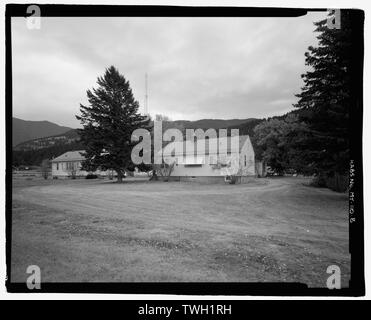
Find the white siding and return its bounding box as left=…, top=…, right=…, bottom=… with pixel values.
left=239, top=136, right=255, bottom=176
left=51, top=160, right=108, bottom=177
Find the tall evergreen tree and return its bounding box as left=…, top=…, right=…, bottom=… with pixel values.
left=294, top=10, right=352, bottom=183
left=76, top=66, right=150, bottom=182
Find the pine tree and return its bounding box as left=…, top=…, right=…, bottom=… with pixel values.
left=294, top=10, right=352, bottom=186
left=76, top=66, right=150, bottom=182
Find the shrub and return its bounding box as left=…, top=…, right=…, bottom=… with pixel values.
left=40, top=159, right=50, bottom=180
left=310, top=173, right=348, bottom=192
left=310, top=174, right=327, bottom=188
left=86, top=174, right=98, bottom=179
left=326, top=173, right=348, bottom=192
left=225, top=175, right=238, bottom=184
left=229, top=176, right=238, bottom=184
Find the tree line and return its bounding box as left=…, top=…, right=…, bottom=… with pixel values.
left=13, top=141, right=84, bottom=167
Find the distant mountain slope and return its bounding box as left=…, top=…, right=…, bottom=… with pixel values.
left=12, top=117, right=73, bottom=147
left=14, top=118, right=256, bottom=151
left=171, top=118, right=253, bottom=130
left=226, top=118, right=264, bottom=137
left=14, top=129, right=79, bottom=151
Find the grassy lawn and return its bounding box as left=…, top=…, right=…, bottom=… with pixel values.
left=10, top=175, right=350, bottom=287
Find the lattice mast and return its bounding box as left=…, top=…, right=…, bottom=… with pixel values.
left=144, top=73, right=148, bottom=116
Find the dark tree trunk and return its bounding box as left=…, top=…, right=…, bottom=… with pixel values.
left=116, top=170, right=123, bottom=183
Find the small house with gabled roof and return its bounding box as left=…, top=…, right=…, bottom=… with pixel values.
left=160, top=135, right=255, bottom=183
left=51, top=150, right=107, bottom=178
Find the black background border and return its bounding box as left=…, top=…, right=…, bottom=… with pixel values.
left=5, top=4, right=365, bottom=296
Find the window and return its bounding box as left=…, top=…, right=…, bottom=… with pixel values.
left=244, top=155, right=247, bottom=167
left=56, top=163, right=59, bottom=170
left=66, top=162, right=76, bottom=170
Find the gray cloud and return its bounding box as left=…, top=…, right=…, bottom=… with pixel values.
left=12, top=13, right=327, bottom=127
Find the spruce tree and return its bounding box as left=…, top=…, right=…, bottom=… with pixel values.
left=76, top=66, right=150, bottom=182
left=294, top=10, right=352, bottom=185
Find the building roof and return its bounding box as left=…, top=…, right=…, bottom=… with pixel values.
left=162, top=135, right=251, bottom=156
left=51, top=150, right=85, bottom=162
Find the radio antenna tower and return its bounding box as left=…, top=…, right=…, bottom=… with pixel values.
left=144, top=73, right=148, bottom=116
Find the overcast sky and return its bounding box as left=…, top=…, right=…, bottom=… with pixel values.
left=12, top=13, right=327, bottom=128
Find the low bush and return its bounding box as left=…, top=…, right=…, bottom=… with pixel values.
left=86, top=174, right=98, bottom=179
left=326, top=173, right=348, bottom=192
left=310, top=173, right=348, bottom=192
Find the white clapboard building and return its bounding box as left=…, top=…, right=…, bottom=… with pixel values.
left=51, top=150, right=108, bottom=178
left=160, top=135, right=255, bottom=183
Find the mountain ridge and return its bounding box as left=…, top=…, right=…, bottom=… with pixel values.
left=12, top=117, right=73, bottom=147
left=13, top=117, right=259, bottom=150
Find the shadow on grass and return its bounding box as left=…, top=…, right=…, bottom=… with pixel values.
left=102, top=178, right=151, bottom=185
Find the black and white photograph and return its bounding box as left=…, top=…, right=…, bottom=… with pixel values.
left=4, top=3, right=365, bottom=298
